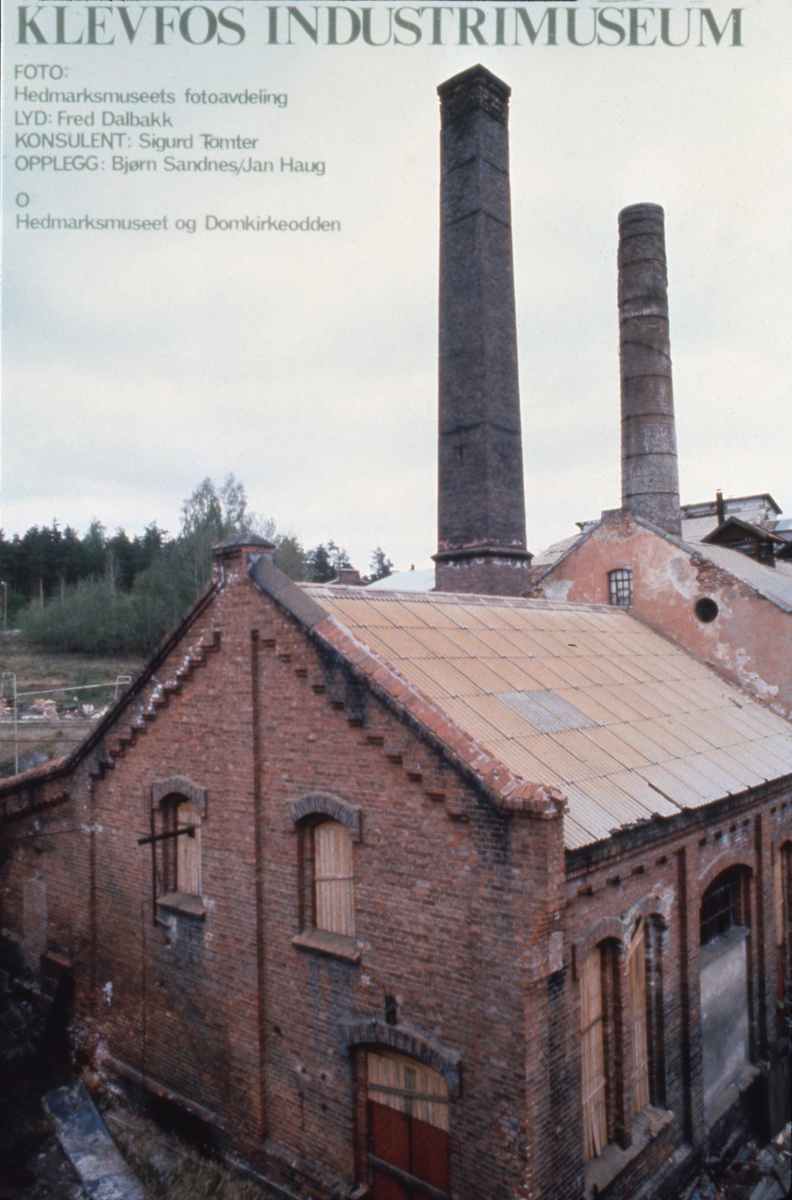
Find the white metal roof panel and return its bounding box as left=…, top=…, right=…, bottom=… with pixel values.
left=602, top=771, right=681, bottom=818
left=640, top=764, right=705, bottom=809
left=632, top=717, right=701, bottom=759
left=578, top=726, right=653, bottom=771
left=648, top=716, right=714, bottom=753
left=660, top=756, right=726, bottom=802
left=573, top=776, right=656, bottom=824
left=560, top=784, right=624, bottom=842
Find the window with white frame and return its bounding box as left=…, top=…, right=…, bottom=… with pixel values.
left=608, top=567, right=634, bottom=607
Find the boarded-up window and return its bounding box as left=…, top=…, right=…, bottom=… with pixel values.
left=580, top=948, right=607, bottom=1162
left=775, top=843, right=791, bottom=1028
left=627, top=919, right=650, bottom=1114
left=176, top=801, right=201, bottom=895
left=23, top=878, right=47, bottom=976
left=774, top=846, right=786, bottom=950
left=367, top=1051, right=449, bottom=1199
left=314, top=820, right=354, bottom=937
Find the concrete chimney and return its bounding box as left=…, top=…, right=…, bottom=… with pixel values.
left=618, top=203, right=682, bottom=537
left=433, top=65, right=531, bottom=595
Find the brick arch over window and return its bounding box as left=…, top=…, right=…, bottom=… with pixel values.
left=574, top=892, right=672, bottom=979
left=288, top=793, right=362, bottom=842
left=575, top=918, right=625, bottom=979
left=151, top=775, right=208, bottom=818
left=340, top=1019, right=462, bottom=1098
left=699, top=849, right=755, bottom=895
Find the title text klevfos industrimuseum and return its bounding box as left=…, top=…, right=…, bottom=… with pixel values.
left=14, top=4, right=744, bottom=49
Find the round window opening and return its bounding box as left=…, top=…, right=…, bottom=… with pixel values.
left=695, top=597, right=719, bottom=623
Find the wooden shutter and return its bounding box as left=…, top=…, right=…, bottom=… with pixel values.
left=176, top=801, right=201, bottom=895
left=775, top=845, right=790, bottom=1021
left=627, top=920, right=650, bottom=1114
left=367, top=1051, right=449, bottom=1132
left=580, top=948, right=607, bottom=1162
left=774, top=847, right=785, bottom=949
left=315, top=821, right=354, bottom=937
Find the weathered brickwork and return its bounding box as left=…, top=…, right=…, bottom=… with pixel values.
left=435, top=65, right=531, bottom=596
left=564, top=783, right=792, bottom=1199
left=537, top=508, right=792, bottom=721
left=1, top=542, right=791, bottom=1200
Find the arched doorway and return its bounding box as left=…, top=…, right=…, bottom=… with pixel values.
left=366, top=1049, right=450, bottom=1200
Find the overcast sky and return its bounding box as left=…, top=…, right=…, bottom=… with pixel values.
left=2, top=1, right=790, bottom=574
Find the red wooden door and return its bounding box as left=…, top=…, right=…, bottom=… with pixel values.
left=369, top=1100, right=449, bottom=1199
left=370, top=1101, right=410, bottom=1200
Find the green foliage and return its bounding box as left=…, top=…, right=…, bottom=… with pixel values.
left=271, top=534, right=308, bottom=581
left=366, top=546, right=394, bottom=583
left=305, top=541, right=352, bottom=582
left=177, top=473, right=252, bottom=598
left=6, top=475, right=393, bottom=655
left=19, top=580, right=156, bottom=656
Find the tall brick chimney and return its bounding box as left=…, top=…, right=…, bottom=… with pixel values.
left=433, top=65, right=532, bottom=595
left=618, top=203, right=682, bottom=537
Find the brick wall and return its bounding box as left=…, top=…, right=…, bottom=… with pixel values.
left=537, top=509, right=792, bottom=720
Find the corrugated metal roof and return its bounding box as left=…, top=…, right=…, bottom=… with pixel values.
left=682, top=540, right=792, bottom=614
left=302, top=586, right=792, bottom=849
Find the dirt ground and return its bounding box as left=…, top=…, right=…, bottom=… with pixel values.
left=0, top=967, right=284, bottom=1200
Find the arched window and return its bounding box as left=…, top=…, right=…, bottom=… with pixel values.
left=580, top=945, right=609, bottom=1161
left=700, top=866, right=745, bottom=945
left=580, top=920, right=659, bottom=1163
left=313, top=819, right=354, bottom=937
left=627, top=918, right=650, bottom=1115
left=159, top=798, right=201, bottom=899
left=366, top=1050, right=449, bottom=1200
left=290, top=796, right=362, bottom=961
left=144, top=777, right=207, bottom=920
left=699, top=866, right=752, bottom=1110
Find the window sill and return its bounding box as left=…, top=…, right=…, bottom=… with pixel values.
left=292, top=928, right=360, bottom=963
left=158, top=891, right=206, bottom=920
left=584, top=1106, right=674, bottom=1199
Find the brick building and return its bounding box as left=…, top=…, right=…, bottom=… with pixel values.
left=1, top=540, right=791, bottom=1200
left=1, top=65, right=791, bottom=1200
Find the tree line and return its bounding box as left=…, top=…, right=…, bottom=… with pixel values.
left=0, top=475, right=392, bottom=656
